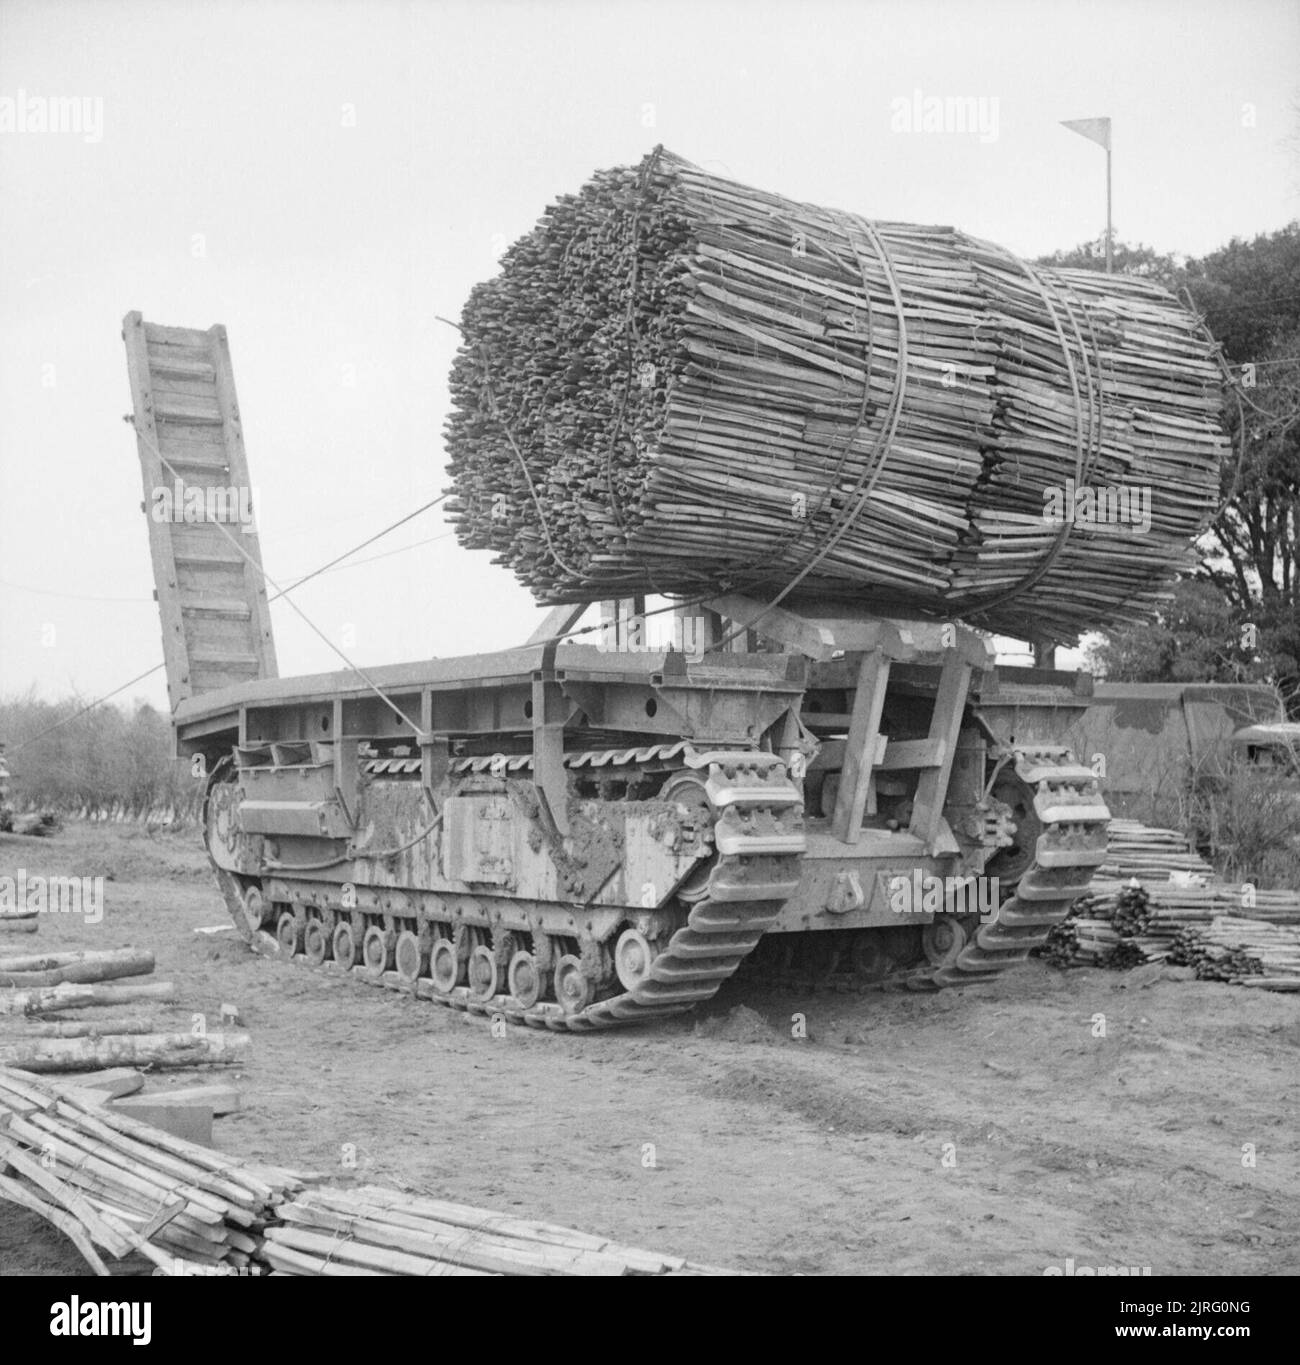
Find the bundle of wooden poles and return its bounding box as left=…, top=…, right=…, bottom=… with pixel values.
left=262, top=1185, right=727, bottom=1276
left=445, top=148, right=1229, bottom=642
left=1177, top=918, right=1300, bottom=990
left=0, top=948, right=248, bottom=1072
left=1099, top=819, right=1217, bottom=881
left=0, top=1068, right=729, bottom=1276
left=1044, top=820, right=1300, bottom=988
left=0, top=1068, right=297, bottom=1275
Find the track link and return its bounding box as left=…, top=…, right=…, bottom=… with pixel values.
left=926, top=747, right=1110, bottom=986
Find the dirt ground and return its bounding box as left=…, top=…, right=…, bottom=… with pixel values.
left=1, top=820, right=1297, bottom=1277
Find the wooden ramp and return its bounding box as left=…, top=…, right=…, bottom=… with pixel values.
left=123, top=312, right=277, bottom=708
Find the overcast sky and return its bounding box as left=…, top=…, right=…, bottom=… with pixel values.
left=2, top=0, right=1297, bottom=710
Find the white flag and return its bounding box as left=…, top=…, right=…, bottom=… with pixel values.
left=1061, top=117, right=1111, bottom=150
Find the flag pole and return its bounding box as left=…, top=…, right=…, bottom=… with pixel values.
left=1105, top=141, right=1113, bottom=274
left=1061, top=117, right=1113, bottom=271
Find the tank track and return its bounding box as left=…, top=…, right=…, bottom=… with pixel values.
left=208, top=748, right=805, bottom=1033
left=736, top=747, right=1111, bottom=993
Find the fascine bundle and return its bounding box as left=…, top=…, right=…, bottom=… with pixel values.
left=445, top=149, right=1229, bottom=642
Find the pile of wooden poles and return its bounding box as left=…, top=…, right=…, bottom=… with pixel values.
left=0, top=1069, right=730, bottom=1276
left=1044, top=820, right=1300, bottom=989
left=445, top=148, right=1228, bottom=642
left=1099, top=819, right=1217, bottom=881
left=0, top=948, right=248, bottom=1073
left=1041, top=916, right=1121, bottom=968
left=1170, top=918, right=1300, bottom=989
left=0, top=1068, right=298, bottom=1275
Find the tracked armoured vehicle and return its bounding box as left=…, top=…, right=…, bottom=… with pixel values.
left=123, top=312, right=1119, bottom=1030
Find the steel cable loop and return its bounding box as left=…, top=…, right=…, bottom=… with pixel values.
left=742, top=205, right=881, bottom=575
left=964, top=249, right=1102, bottom=628
left=647, top=175, right=893, bottom=599
left=713, top=211, right=912, bottom=647
left=785, top=214, right=910, bottom=576
left=265, top=810, right=445, bottom=872
left=1054, top=275, right=1106, bottom=492
left=654, top=170, right=825, bottom=596
left=1052, top=272, right=1202, bottom=634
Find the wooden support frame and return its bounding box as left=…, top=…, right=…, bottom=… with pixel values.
left=830, top=649, right=892, bottom=843
left=908, top=652, right=974, bottom=850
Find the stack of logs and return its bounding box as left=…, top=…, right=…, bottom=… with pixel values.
left=1044, top=821, right=1300, bottom=989
left=0, top=903, right=40, bottom=937
left=0, top=1069, right=730, bottom=1276
left=0, top=949, right=248, bottom=1072
left=445, top=149, right=1229, bottom=643
left=1170, top=918, right=1300, bottom=989
left=0, top=1068, right=295, bottom=1275
left=1099, top=819, right=1218, bottom=882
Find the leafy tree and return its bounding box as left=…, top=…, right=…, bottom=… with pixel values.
left=1084, top=578, right=1270, bottom=683
left=1036, top=238, right=1184, bottom=289
left=0, top=693, right=202, bottom=820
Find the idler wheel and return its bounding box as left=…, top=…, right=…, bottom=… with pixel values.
left=507, top=950, right=544, bottom=1008
left=276, top=911, right=301, bottom=956
left=242, top=885, right=270, bottom=933
left=430, top=938, right=461, bottom=992
left=303, top=918, right=331, bottom=966
left=614, top=927, right=655, bottom=990
left=332, top=921, right=360, bottom=970
left=467, top=945, right=499, bottom=1002
left=553, top=954, right=595, bottom=1015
